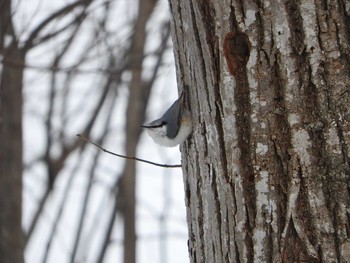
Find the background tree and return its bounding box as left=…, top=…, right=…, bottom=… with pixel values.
left=168, top=0, right=350, bottom=262
left=1, top=0, right=188, bottom=262
left=0, top=0, right=25, bottom=261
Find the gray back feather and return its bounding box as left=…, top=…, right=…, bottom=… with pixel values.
left=161, top=98, right=182, bottom=139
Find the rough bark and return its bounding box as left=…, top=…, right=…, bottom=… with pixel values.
left=168, top=0, right=350, bottom=262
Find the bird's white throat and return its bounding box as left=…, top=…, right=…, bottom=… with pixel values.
left=146, top=121, right=192, bottom=147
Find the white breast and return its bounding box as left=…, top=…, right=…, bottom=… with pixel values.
left=146, top=118, right=192, bottom=147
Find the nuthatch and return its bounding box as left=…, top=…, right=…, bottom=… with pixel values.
left=142, top=92, right=192, bottom=147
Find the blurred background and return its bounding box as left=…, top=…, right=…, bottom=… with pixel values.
left=5, top=0, right=188, bottom=262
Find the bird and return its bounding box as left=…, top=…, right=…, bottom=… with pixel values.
left=142, top=92, right=192, bottom=147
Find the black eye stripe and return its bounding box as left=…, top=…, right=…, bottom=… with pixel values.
left=152, top=121, right=166, bottom=129
left=142, top=121, right=167, bottom=129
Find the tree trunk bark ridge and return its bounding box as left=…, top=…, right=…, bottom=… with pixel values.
left=168, top=0, right=350, bottom=262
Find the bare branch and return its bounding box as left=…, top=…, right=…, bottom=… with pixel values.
left=41, top=147, right=86, bottom=263
left=76, top=134, right=182, bottom=168
left=24, top=19, right=88, bottom=246
left=70, top=72, right=117, bottom=261
left=143, top=21, right=171, bottom=90
left=24, top=139, right=82, bottom=245
left=95, top=177, right=122, bottom=263
left=31, top=15, right=82, bottom=48
left=0, top=57, right=117, bottom=75
left=22, top=0, right=93, bottom=52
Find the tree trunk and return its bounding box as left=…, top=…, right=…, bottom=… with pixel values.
left=120, top=1, right=157, bottom=262
left=168, top=0, right=350, bottom=262
left=0, top=1, right=24, bottom=262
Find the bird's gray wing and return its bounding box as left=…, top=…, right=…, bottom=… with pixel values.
left=161, top=98, right=182, bottom=139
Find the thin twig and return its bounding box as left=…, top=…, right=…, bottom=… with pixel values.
left=76, top=134, right=182, bottom=168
